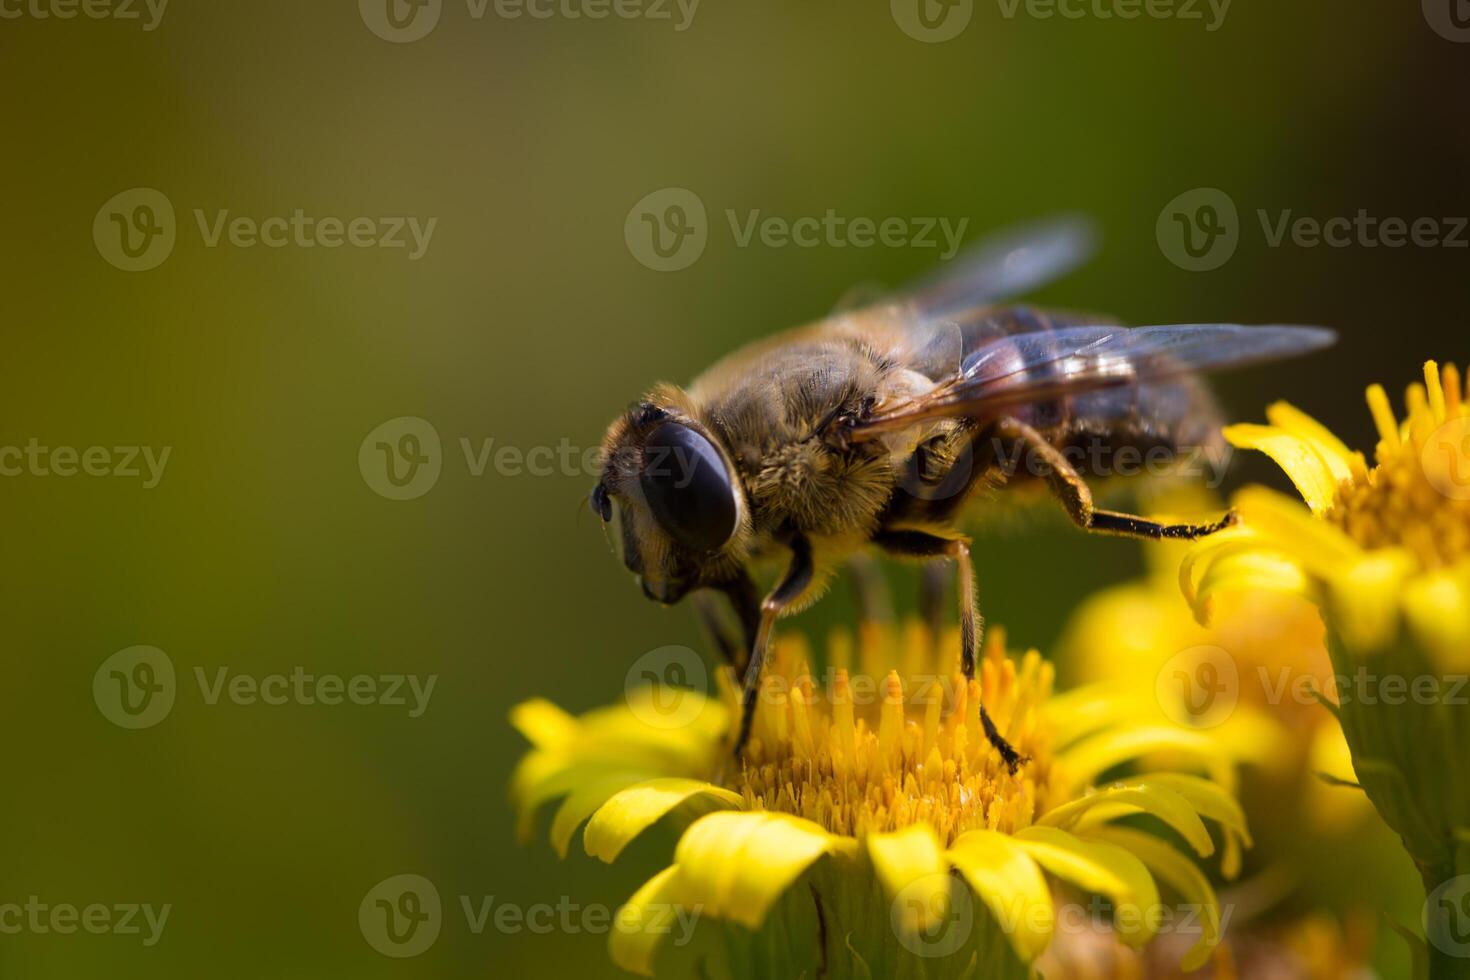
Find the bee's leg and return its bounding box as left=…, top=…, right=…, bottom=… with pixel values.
left=872, top=529, right=1026, bottom=773
left=991, top=417, right=1237, bottom=540
left=733, top=536, right=814, bottom=761
left=847, top=553, right=894, bottom=626
left=693, top=592, right=744, bottom=675
left=918, top=562, right=949, bottom=646
left=699, top=573, right=760, bottom=680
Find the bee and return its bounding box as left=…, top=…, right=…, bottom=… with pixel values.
left=590, top=216, right=1334, bottom=768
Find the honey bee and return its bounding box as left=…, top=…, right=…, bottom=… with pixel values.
left=590, top=217, right=1333, bottom=767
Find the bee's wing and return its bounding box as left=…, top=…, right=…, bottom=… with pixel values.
left=832, top=214, right=1096, bottom=317
left=903, top=214, right=1097, bottom=316
left=843, top=323, right=1336, bottom=442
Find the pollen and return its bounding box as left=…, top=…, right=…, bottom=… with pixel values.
left=724, top=621, right=1054, bottom=846
left=1327, top=360, right=1470, bottom=566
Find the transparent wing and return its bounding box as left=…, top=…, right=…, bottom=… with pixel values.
left=842, top=323, right=1336, bottom=442
left=831, top=214, right=1096, bottom=318
left=903, top=213, right=1097, bottom=317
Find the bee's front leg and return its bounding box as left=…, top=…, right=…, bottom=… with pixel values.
left=695, top=573, right=760, bottom=679
left=846, top=553, right=894, bottom=626
left=732, top=536, right=813, bottom=762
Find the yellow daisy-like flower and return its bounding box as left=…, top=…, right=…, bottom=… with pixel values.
left=1058, top=522, right=1410, bottom=974
left=511, top=623, right=1250, bottom=979
left=1183, top=360, right=1470, bottom=664
left=1063, top=527, right=1371, bottom=828
left=1181, top=359, right=1470, bottom=969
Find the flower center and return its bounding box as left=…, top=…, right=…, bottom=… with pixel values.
left=726, top=622, right=1054, bottom=846
left=1328, top=361, right=1470, bottom=567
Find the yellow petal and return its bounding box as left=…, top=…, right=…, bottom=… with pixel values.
left=1223, top=423, right=1341, bottom=514
left=1194, top=551, right=1311, bottom=616
left=1178, top=524, right=1270, bottom=623
left=867, top=824, right=951, bottom=937
left=584, top=779, right=743, bottom=864
left=509, top=698, right=579, bottom=748
left=1126, top=773, right=1252, bottom=848
left=1013, top=826, right=1161, bottom=947
left=1402, top=567, right=1470, bottom=670
left=1328, top=551, right=1417, bottom=653
left=1090, top=827, right=1222, bottom=972
left=1264, top=401, right=1355, bottom=477
left=1054, top=726, right=1232, bottom=800
left=1039, top=781, right=1214, bottom=858
left=609, top=865, right=686, bottom=977
left=1232, top=486, right=1360, bottom=577
left=549, top=773, right=649, bottom=858
left=948, top=829, right=1054, bottom=963
left=511, top=757, right=654, bottom=841
left=1045, top=683, right=1155, bottom=751
left=673, top=811, right=833, bottom=929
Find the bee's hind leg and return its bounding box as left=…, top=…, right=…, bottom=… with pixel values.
left=991, top=416, right=1237, bottom=541
left=873, top=529, right=1027, bottom=773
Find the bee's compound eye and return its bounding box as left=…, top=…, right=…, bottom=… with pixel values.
left=639, top=423, right=738, bottom=553
left=589, top=483, right=612, bottom=522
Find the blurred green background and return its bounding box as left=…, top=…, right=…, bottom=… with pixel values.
left=2, top=1, right=1467, bottom=976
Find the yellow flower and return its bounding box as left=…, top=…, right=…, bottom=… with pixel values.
left=1062, top=525, right=1371, bottom=825
left=511, top=622, right=1250, bottom=978
left=1183, top=361, right=1470, bottom=664
left=1181, top=360, right=1470, bottom=968
left=1058, top=519, right=1422, bottom=975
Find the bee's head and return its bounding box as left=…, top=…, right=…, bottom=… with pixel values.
left=590, top=391, right=747, bottom=605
